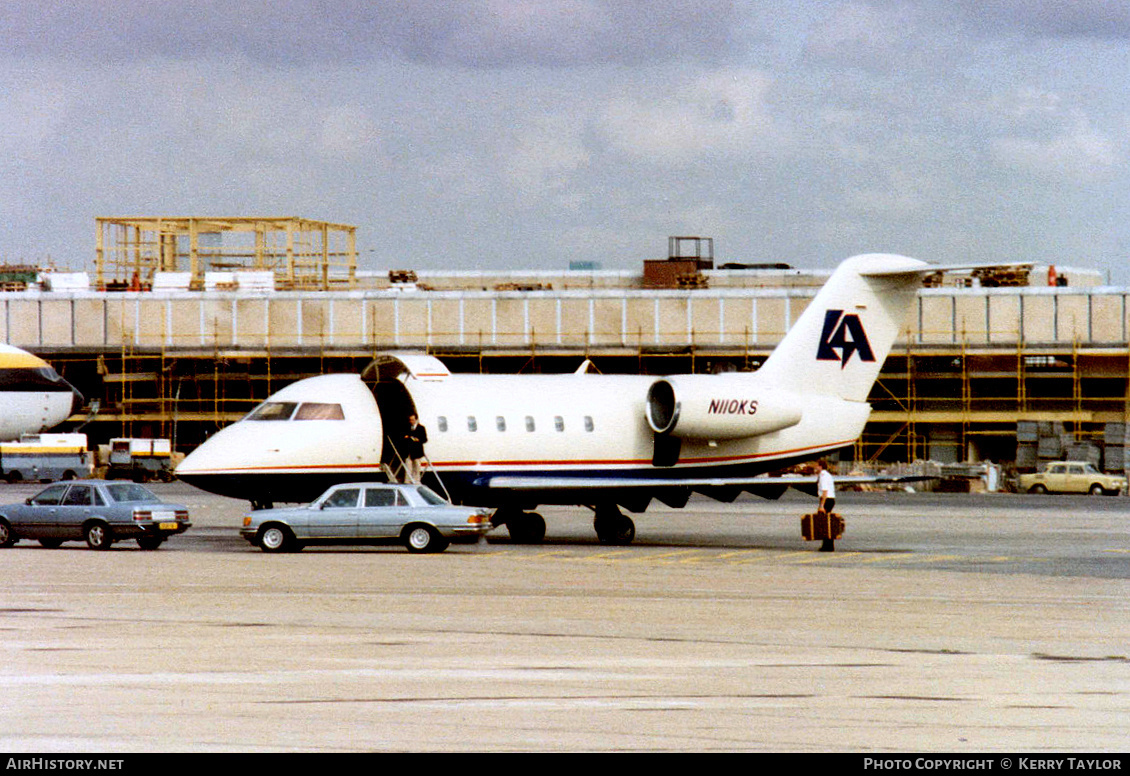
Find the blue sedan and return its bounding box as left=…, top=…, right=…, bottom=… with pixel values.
left=241, top=482, right=493, bottom=553
left=0, top=480, right=191, bottom=550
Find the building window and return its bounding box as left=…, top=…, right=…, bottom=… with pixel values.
left=584, top=416, right=594, bottom=432
left=496, top=416, right=506, bottom=432
left=555, top=416, right=565, bottom=432
left=525, top=416, right=535, bottom=432
left=467, top=416, right=477, bottom=432
left=437, top=416, right=448, bottom=433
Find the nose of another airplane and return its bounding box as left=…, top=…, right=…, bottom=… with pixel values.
left=67, top=379, right=84, bottom=417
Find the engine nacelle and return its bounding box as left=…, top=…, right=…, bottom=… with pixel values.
left=646, top=375, right=804, bottom=440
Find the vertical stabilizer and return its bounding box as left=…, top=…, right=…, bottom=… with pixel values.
left=756, top=254, right=927, bottom=402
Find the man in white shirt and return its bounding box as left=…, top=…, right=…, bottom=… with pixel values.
left=817, top=459, right=836, bottom=514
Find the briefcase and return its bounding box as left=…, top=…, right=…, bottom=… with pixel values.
left=801, top=511, right=844, bottom=541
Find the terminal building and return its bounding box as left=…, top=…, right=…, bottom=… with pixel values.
left=2, top=219, right=1127, bottom=474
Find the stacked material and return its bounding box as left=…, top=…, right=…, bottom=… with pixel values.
left=1104, top=423, right=1130, bottom=472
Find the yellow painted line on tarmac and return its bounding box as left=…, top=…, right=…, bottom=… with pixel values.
left=623, top=550, right=703, bottom=563
left=716, top=549, right=765, bottom=561
left=514, top=547, right=1065, bottom=570
left=860, top=553, right=959, bottom=565
left=675, top=553, right=716, bottom=564
left=733, top=550, right=813, bottom=564
left=579, top=550, right=636, bottom=561
left=794, top=551, right=863, bottom=564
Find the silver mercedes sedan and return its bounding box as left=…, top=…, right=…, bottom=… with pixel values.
left=240, top=482, right=493, bottom=554
left=0, top=480, right=191, bottom=550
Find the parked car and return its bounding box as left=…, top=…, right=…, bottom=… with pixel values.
left=1017, top=461, right=1127, bottom=495
left=0, top=480, right=191, bottom=550
left=240, top=482, right=493, bottom=553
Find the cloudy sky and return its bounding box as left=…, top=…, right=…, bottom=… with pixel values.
left=2, top=1, right=1129, bottom=281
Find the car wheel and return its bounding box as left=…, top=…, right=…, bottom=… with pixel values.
left=0, top=519, right=14, bottom=548
left=137, top=536, right=164, bottom=550
left=39, top=539, right=64, bottom=549
left=258, top=524, right=298, bottom=553
left=404, top=524, right=448, bottom=554
left=1028, top=484, right=1047, bottom=494
left=61, top=470, right=77, bottom=481
left=1089, top=484, right=1105, bottom=496
left=84, top=522, right=113, bottom=550
left=6, top=471, right=22, bottom=484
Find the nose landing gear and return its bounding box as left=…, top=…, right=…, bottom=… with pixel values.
left=492, top=508, right=547, bottom=544
left=593, top=504, right=635, bottom=545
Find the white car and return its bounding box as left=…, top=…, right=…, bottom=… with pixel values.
left=1018, top=461, right=1127, bottom=495
left=240, top=482, right=493, bottom=553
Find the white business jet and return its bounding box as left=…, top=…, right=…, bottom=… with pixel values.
left=0, top=343, right=84, bottom=441
left=176, top=253, right=933, bottom=543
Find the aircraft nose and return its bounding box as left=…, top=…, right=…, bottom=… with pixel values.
left=68, top=381, right=84, bottom=416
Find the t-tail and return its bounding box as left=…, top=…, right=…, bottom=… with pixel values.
left=754, top=254, right=928, bottom=403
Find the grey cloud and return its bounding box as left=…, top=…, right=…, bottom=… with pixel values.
left=954, top=0, right=1130, bottom=40
left=0, top=0, right=743, bottom=67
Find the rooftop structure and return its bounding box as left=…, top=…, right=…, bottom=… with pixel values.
left=94, top=217, right=357, bottom=291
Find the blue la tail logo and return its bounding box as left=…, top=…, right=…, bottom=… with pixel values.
left=817, top=310, right=875, bottom=368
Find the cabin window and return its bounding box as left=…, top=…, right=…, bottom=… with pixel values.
left=525, top=416, right=535, bottom=432
left=437, top=416, right=448, bottom=433
left=245, top=401, right=297, bottom=421
left=467, top=416, right=478, bottom=432
left=584, top=416, right=594, bottom=432
left=496, top=416, right=506, bottom=432
left=294, top=403, right=345, bottom=420
left=555, top=416, right=565, bottom=432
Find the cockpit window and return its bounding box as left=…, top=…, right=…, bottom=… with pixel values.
left=245, top=402, right=297, bottom=421
left=294, top=403, right=345, bottom=420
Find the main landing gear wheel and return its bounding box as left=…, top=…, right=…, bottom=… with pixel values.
left=494, top=508, right=547, bottom=544
left=593, top=505, right=635, bottom=546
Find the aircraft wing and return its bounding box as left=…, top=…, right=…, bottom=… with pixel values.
left=481, top=473, right=932, bottom=500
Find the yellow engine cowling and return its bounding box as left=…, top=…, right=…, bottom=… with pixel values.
left=645, top=375, right=804, bottom=440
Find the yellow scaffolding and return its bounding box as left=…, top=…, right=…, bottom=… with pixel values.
left=94, top=216, right=357, bottom=290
